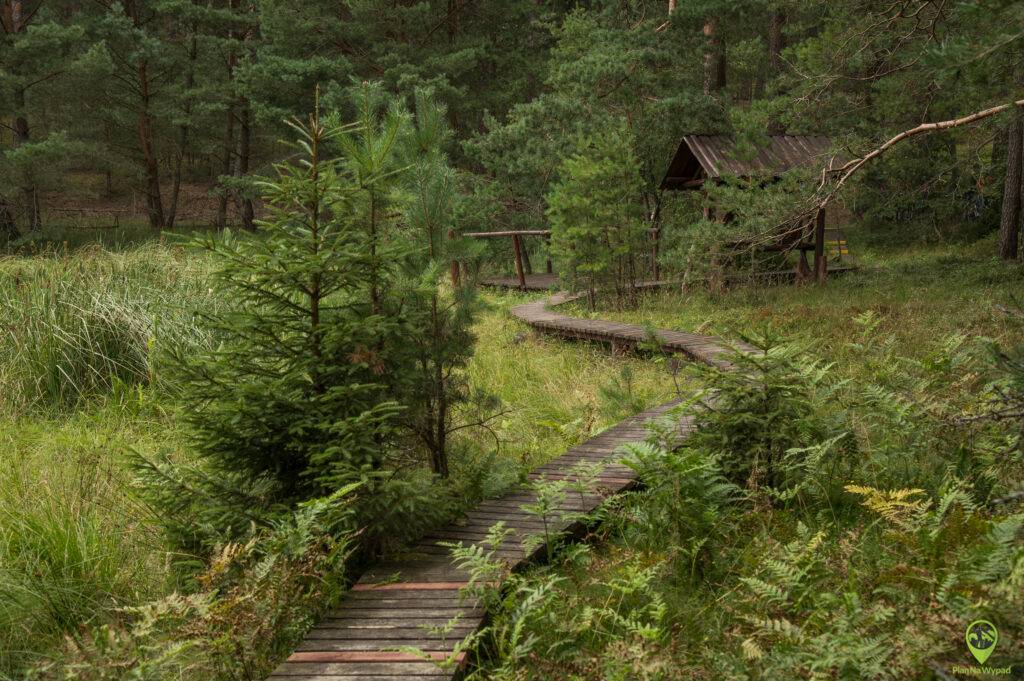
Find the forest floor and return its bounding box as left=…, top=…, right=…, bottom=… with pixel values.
left=469, top=229, right=1024, bottom=679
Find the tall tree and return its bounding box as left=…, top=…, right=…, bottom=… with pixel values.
left=1, top=0, right=83, bottom=231
left=702, top=17, right=726, bottom=95
left=999, top=115, right=1022, bottom=260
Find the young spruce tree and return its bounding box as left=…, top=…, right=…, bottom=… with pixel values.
left=397, top=89, right=481, bottom=478
left=173, top=105, right=401, bottom=503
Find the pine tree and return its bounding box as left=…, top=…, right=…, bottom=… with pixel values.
left=397, top=89, right=480, bottom=478
left=546, top=124, right=647, bottom=308
left=0, top=0, right=86, bottom=232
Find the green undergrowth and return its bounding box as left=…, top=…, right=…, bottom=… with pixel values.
left=458, top=328, right=1024, bottom=679
left=0, top=240, right=679, bottom=677
left=567, top=236, right=1024, bottom=388
left=454, top=237, right=1024, bottom=679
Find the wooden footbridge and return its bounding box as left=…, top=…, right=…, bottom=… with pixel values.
left=269, top=289, right=746, bottom=680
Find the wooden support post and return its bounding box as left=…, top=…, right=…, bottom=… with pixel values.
left=709, top=242, right=723, bottom=295
left=796, top=249, right=810, bottom=282
left=512, top=233, right=527, bottom=289
left=545, top=236, right=553, bottom=274
left=651, top=227, right=661, bottom=281
left=813, top=208, right=827, bottom=284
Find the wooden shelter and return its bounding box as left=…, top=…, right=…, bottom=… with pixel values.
left=661, top=134, right=842, bottom=283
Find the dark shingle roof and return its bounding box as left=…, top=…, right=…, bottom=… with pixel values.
left=661, top=135, right=841, bottom=190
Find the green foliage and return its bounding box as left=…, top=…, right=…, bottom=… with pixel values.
left=685, top=333, right=843, bottom=502
left=618, top=410, right=739, bottom=582
left=28, top=486, right=359, bottom=681
left=170, top=112, right=401, bottom=504
left=547, top=125, right=648, bottom=306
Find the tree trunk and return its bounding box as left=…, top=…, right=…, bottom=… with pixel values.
left=768, top=10, right=785, bottom=73
left=237, top=102, right=255, bottom=231
left=703, top=18, right=726, bottom=95
left=216, top=102, right=235, bottom=228
left=0, top=198, right=19, bottom=242
left=10, top=4, right=40, bottom=232
left=123, top=0, right=165, bottom=230
left=12, top=90, right=39, bottom=230
left=217, top=6, right=238, bottom=229
left=137, top=61, right=165, bottom=230
left=167, top=28, right=198, bottom=230
left=430, top=296, right=449, bottom=479
left=999, top=116, right=1023, bottom=260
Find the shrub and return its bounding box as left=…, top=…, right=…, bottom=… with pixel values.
left=684, top=332, right=847, bottom=505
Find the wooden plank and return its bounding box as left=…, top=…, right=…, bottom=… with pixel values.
left=322, top=609, right=482, bottom=620
left=352, top=582, right=467, bottom=592
left=295, top=638, right=461, bottom=652
left=287, top=652, right=462, bottom=663
left=271, top=662, right=449, bottom=676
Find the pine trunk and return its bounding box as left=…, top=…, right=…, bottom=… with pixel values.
left=137, top=61, right=166, bottom=230
left=10, top=0, right=40, bottom=231
left=123, top=0, right=165, bottom=230
left=768, top=11, right=785, bottom=73
left=999, top=116, right=1023, bottom=260
left=168, top=29, right=198, bottom=230
left=238, top=102, right=255, bottom=231
left=703, top=18, right=726, bottom=95
left=0, top=198, right=18, bottom=241
left=13, top=90, right=39, bottom=230
left=217, top=7, right=238, bottom=229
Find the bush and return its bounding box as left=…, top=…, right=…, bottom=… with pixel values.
left=684, top=332, right=848, bottom=505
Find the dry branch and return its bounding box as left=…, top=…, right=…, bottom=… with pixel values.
left=747, top=98, right=1024, bottom=252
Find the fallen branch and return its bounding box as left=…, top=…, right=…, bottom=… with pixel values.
left=820, top=97, right=1024, bottom=203
left=745, top=97, right=1024, bottom=252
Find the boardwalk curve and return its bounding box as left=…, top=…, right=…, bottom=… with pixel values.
left=269, top=288, right=746, bottom=681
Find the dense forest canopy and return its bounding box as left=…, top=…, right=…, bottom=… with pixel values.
left=1, top=0, right=1021, bottom=246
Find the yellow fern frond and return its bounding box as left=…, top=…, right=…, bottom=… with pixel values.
left=741, top=637, right=764, bottom=660
left=844, top=485, right=931, bottom=527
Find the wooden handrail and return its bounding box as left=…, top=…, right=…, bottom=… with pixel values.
left=463, top=230, right=552, bottom=238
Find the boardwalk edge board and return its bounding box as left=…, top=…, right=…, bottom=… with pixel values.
left=269, top=288, right=742, bottom=680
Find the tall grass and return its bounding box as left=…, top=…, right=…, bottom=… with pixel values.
left=0, top=243, right=218, bottom=415
left=0, top=412, right=179, bottom=675
left=459, top=291, right=683, bottom=476
left=0, top=242, right=213, bottom=674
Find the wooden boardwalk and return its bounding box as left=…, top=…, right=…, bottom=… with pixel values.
left=480, top=273, right=559, bottom=291
left=269, top=290, right=744, bottom=681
